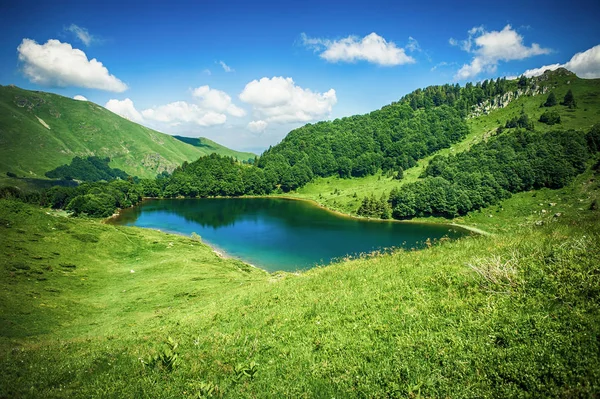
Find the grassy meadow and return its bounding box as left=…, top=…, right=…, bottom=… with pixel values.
left=1, top=160, right=599, bottom=397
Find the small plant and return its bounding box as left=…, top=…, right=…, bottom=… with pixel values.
left=233, top=361, right=259, bottom=381
left=142, top=336, right=180, bottom=372
left=196, top=381, right=218, bottom=398
left=191, top=232, right=202, bottom=242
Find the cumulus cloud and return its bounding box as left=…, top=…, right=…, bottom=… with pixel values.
left=104, top=85, right=245, bottom=129
left=219, top=61, right=234, bottom=72
left=17, top=38, right=127, bottom=92
left=73, top=95, right=88, bottom=101
left=301, top=32, right=415, bottom=66
left=141, top=101, right=227, bottom=127
left=247, top=120, right=268, bottom=133
left=522, top=45, right=600, bottom=78
left=65, top=24, right=97, bottom=46
left=451, top=25, right=551, bottom=80
left=239, top=77, right=337, bottom=126
left=191, top=85, right=246, bottom=117
left=105, top=98, right=144, bottom=123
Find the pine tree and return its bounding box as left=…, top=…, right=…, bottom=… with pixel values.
left=563, top=89, right=576, bottom=108
left=395, top=166, right=404, bottom=180
left=543, top=92, right=557, bottom=107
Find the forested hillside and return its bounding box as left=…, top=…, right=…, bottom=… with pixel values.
left=257, top=74, right=546, bottom=189
left=258, top=69, right=600, bottom=197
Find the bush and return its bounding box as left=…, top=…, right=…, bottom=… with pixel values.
left=539, top=110, right=561, bottom=125
left=66, top=193, right=117, bottom=217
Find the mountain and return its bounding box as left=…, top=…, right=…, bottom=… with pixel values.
left=0, top=85, right=254, bottom=179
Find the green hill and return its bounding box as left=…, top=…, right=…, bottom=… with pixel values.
left=281, top=69, right=600, bottom=216
left=0, top=85, right=254, bottom=179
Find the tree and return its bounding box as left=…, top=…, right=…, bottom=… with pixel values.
left=543, top=92, right=557, bottom=107
left=395, top=166, right=404, bottom=180
left=563, top=89, right=576, bottom=108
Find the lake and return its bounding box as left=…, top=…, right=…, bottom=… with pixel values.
left=109, top=198, right=469, bottom=272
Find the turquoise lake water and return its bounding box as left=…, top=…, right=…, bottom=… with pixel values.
left=109, top=198, right=468, bottom=272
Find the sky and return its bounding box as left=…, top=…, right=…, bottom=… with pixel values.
left=1, top=0, right=599, bottom=153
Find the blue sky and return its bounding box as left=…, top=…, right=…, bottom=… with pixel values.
left=1, top=0, right=599, bottom=153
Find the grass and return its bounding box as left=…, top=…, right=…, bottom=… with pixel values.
left=0, top=85, right=254, bottom=179
left=1, top=162, right=599, bottom=397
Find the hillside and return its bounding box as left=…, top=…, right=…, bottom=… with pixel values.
left=282, top=70, right=600, bottom=216
left=0, top=85, right=254, bottom=179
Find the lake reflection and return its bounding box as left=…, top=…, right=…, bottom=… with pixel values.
left=110, top=198, right=468, bottom=272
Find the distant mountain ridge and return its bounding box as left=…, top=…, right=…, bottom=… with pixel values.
left=0, top=85, right=254, bottom=179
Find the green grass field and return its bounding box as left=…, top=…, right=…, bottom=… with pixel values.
left=1, top=163, right=599, bottom=397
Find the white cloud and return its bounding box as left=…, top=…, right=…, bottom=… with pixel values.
left=452, top=25, right=551, bottom=80
left=301, top=32, right=415, bottom=66
left=203, top=69, right=211, bottom=75
left=105, top=98, right=144, bottom=123
left=522, top=45, right=600, bottom=79
left=247, top=120, right=268, bottom=133
left=239, top=76, right=337, bottom=124
left=73, top=95, right=88, bottom=101
left=66, top=24, right=96, bottom=46
left=141, top=101, right=226, bottom=127
left=17, top=38, right=127, bottom=92
left=219, top=61, right=234, bottom=72
left=191, top=85, right=246, bottom=117
left=239, top=76, right=337, bottom=128
left=406, top=36, right=420, bottom=52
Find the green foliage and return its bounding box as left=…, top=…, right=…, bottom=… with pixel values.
left=543, top=91, right=557, bottom=107
left=161, top=153, right=275, bottom=197
left=390, top=128, right=593, bottom=218
left=233, top=361, right=259, bottom=381
left=586, top=123, right=600, bottom=152
left=505, top=109, right=534, bottom=130
left=395, top=166, right=404, bottom=180
left=2, top=192, right=600, bottom=397
left=563, top=89, right=577, bottom=108
left=45, top=156, right=130, bottom=182
left=356, top=193, right=391, bottom=219
left=539, top=109, right=561, bottom=125
left=518, top=75, right=528, bottom=88
left=258, top=104, right=469, bottom=187
left=195, top=381, right=218, bottom=398
left=142, top=337, right=180, bottom=372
